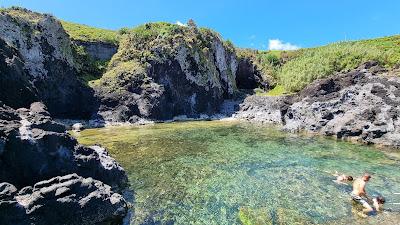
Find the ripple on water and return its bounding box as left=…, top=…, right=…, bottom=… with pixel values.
left=73, top=121, right=400, bottom=225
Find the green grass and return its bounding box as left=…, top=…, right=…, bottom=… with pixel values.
left=254, top=85, right=288, bottom=97
left=0, top=6, right=44, bottom=23
left=61, top=21, right=120, bottom=44
left=246, top=35, right=400, bottom=93
left=279, top=39, right=400, bottom=92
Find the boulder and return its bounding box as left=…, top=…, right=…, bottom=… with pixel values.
left=0, top=102, right=128, bottom=190
left=0, top=174, right=127, bottom=225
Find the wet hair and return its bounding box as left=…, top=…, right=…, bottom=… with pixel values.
left=376, top=196, right=385, bottom=204
left=363, top=173, right=371, bottom=179
left=347, top=176, right=353, bottom=181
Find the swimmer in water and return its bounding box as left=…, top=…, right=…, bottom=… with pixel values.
left=332, top=171, right=354, bottom=185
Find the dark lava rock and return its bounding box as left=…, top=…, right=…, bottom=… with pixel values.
left=235, top=57, right=268, bottom=90
left=235, top=63, right=400, bottom=148
left=0, top=38, right=37, bottom=109
left=0, top=8, right=96, bottom=119
left=93, top=22, right=239, bottom=122
left=0, top=174, right=127, bottom=225
left=0, top=102, right=127, bottom=190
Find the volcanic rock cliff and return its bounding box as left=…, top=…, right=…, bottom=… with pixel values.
left=92, top=22, right=239, bottom=122
left=0, top=7, right=95, bottom=118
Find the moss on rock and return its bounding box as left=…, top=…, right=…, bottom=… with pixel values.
left=94, top=21, right=239, bottom=121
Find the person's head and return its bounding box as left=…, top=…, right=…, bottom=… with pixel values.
left=362, top=173, right=371, bottom=181
left=376, top=196, right=385, bottom=204
left=346, top=176, right=354, bottom=181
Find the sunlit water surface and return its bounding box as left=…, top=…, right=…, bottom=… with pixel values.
left=73, top=121, right=400, bottom=225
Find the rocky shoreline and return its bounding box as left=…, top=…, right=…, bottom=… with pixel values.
left=0, top=102, right=130, bottom=224
left=234, top=62, right=400, bottom=149
left=1, top=6, right=400, bottom=225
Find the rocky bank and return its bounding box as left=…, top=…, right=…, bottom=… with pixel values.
left=234, top=62, right=400, bottom=148
left=0, top=102, right=129, bottom=224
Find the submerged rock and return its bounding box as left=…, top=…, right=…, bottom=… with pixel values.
left=235, top=63, right=400, bottom=148
left=0, top=174, right=127, bottom=225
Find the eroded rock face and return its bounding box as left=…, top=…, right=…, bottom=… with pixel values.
left=0, top=39, right=37, bottom=109
left=235, top=57, right=267, bottom=90
left=94, top=23, right=239, bottom=121
left=0, top=102, right=127, bottom=190
left=0, top=7, right=95, bottom=118
left=74, top=40, right=118, bottom=61
left=0, top=174, right=127, bottom=225
left=235, top=63, right=400, bottom=148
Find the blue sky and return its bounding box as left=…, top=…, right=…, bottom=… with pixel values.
left=2, top=0, right=399, bottom=50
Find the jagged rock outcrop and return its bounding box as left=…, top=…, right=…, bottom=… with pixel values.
left=0, top=101, right=129, bottom=224
left=0, top=7, right=95, bottom=118
left=0, top=102, right=127, bottom=190
left=93, top=22, right=239, bottom=121
left=233, top=95, right=291, bottom=124
left=0, top=174, right=127, bottom=225
left=235, top=62, right=400, bottom=148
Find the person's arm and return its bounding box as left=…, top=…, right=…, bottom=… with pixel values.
left=373, top=199, right=381, bottom=211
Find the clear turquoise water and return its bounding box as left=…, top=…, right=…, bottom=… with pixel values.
left=73, top=121, right=400, bottom=225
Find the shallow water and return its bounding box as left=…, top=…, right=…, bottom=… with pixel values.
left=73, top=121, right=400, bottom=225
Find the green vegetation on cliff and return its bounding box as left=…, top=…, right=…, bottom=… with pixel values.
left=279, top=37, right=400, bottom=91
left=243, top=34, right=400, bottom=94
left=61, top=21, right=120, bottom=44
left=97, top=21, right=237, bottom=92
left=73, top=44, right=109, bottom=85
left=0, top=7, right=48, bottom=24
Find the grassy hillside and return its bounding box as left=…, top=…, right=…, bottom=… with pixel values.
left=61, top=21, right=120, bottom=44
left=248, top=35, right=400, bottom=94
left=280, top=36, right=400, bottom=92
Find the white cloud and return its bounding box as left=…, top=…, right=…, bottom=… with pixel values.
left=176, top=21, right=187, bottom=26
left=268, top=39, right=300, bottom=51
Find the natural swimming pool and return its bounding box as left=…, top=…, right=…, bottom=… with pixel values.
left=73, top=121, right=400, bottom=225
